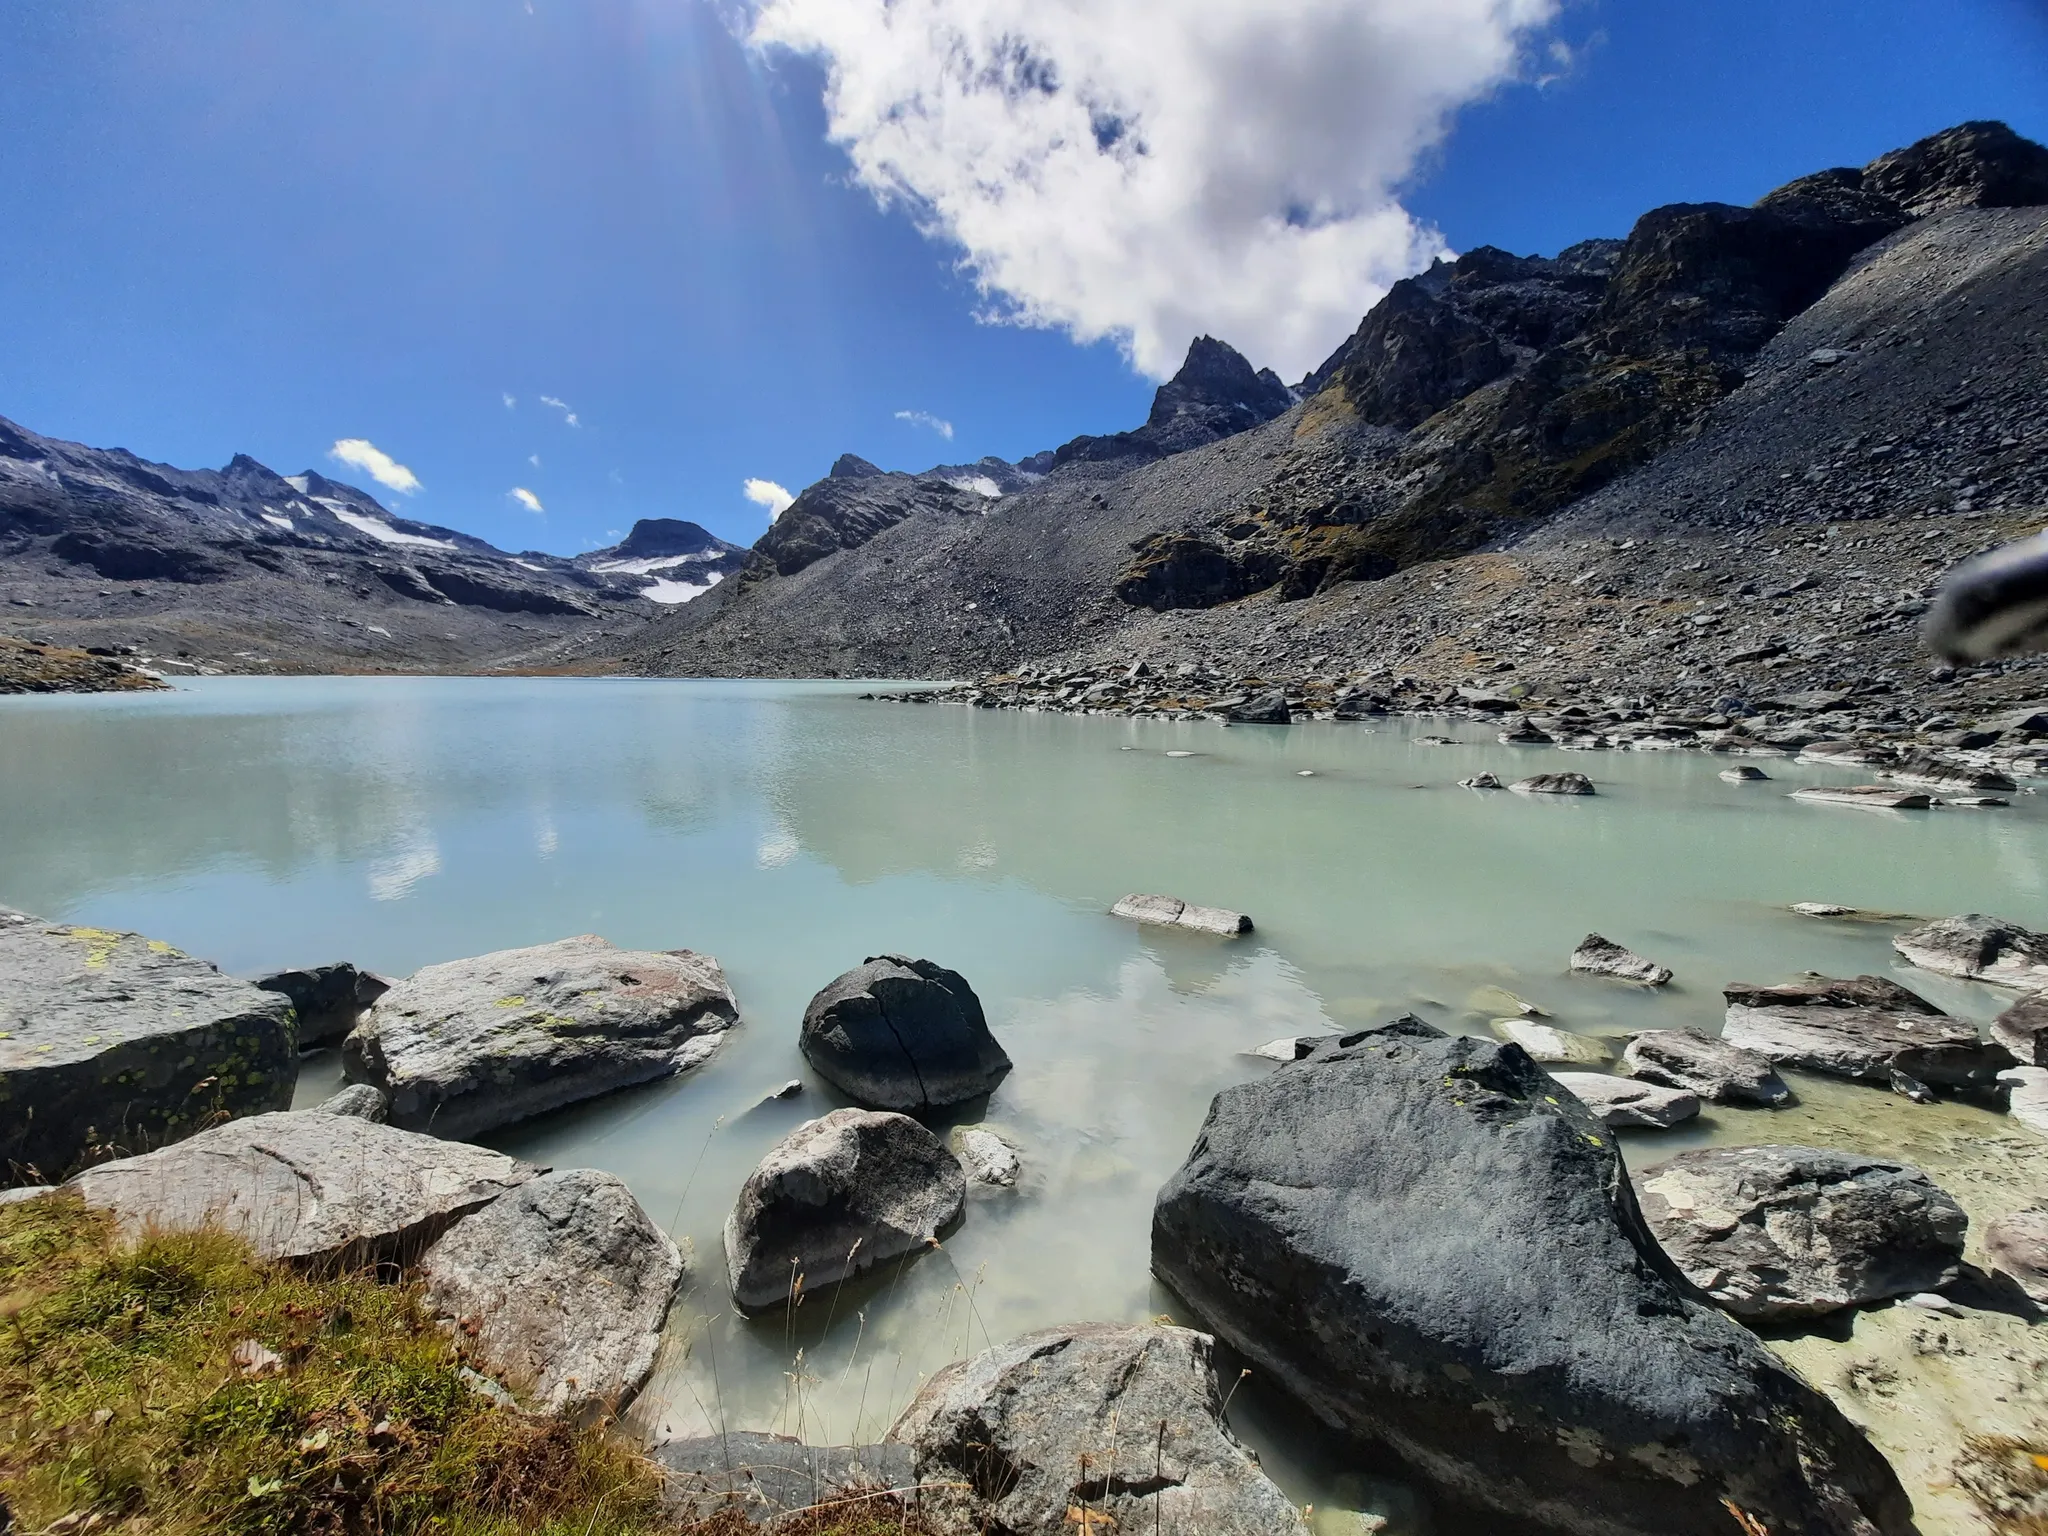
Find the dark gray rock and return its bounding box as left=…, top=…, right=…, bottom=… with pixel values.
left=255, top=961, right=389, bottom=1046
left=1993, top=994, right=2048, bottom=1065
left=799, top=956, right=1010, bottom=1112
left=1224, top=690, right=1290, bottom=725
left=652, top=1431, right=915, bottom=1527
left=1983, top=1204, right=2048, bottom=1305
left=1570, top=933, right=1673, bottom=986
left=316, top=1083, right=389, bottom=1120
left=343, top=935, right=738, bottom=1139
left=67, top=1110, right=538, bottom=1264
left=1722, top=1002, right=2013, bottom=1093
left=1892, top=913, right=2048, bottom=987
left=1151, top=1021, right=1910, bottom=1536
left=1246, top=1034, right=1341, bottom=1063
left=723, top=1108, right=964, bottom=1313
left=1723, top=974, right=1943, bottom=1014
left=1548, top=1071, right=1699, bottom=1128
left=889, top=1323, right=1304, bottom=1536
left=1637, top=1145, right=1967, bottom=1320
left=1510, top=772, right=1595, bottom=795
left=0, top=909, right=297, bottom=1183
left=417, top=1168, right=683, bottom=1413
left=1623, top=1029, right=1792, bottom=1106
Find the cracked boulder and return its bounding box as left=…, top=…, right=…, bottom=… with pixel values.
left=890, top=1323, right=1304, bottom=1536
left=343, top=935, right=738, bottom=1139
left=1151, top=1019, right=1911, bottom=1536
left=67, top=1110, right=539, bottom=1265
left=724, top=1108, right=964, bottom=1313
left=1, top=908, right=297, bottom=1183
left=799, top=956, right=1010, bottom=1112
left=418, top=1168, right=683, bottom=1413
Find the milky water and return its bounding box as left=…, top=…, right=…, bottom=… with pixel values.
left=4, top=677, right=2045, bottom=1525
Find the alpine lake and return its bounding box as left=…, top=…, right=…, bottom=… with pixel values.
left=5, top=675, right=2046, bottom=1534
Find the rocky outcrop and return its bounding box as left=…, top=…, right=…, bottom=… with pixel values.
left=0, top=634, right=168, bottom=694
left=1223, top=690, right=1290, bottom=725
left=1151, top=1020, right=1911, bottom=1536
left=1061, top=337, right=1292, bottom=469
left=1569, top=933, right=1673, bottom=985
left=255, top=961, right=389, bottom=1046
left=1110, top=894, right=1254, bottom=937
left=1548, top=1071, right=1698, bottom=1128
left=67, top=1110, right=538, bottom=1265
left=1637, top=1145, right=1967, bottom=1320
left=1622, top=1029, right=1792, bottom=1106
left=417, top=1168, right=683, bottom=1413
left=745, top=471, right=985, bottom=581
left=1893, top=913, right=2048, bottom=987
left=1, top=910, right=297, bottom=1183
left=654, top=1431, right=916, bottom=1526
left=342, top=935, right=738, bottom=1139
left=1722, top=997, right=2011, bottom=1096
left=1992, top=994, right=2048, bottom=1064
left=798, top=956, right=1010, bottom=1111
left=1511, top=772, right=1594, bottom=795
left=890, top=1323, right=1304, bottom=1536
left=723, top=1109, right=964, bottom=1313
left=1862, top=119, right=2048, bottom=216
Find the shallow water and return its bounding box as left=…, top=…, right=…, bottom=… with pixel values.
left=4, top=676, right=2045, bottom=1526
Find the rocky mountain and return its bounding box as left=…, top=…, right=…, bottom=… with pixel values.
left=0, top=416, right=725, bottom=673
left=617, top=120, right=2048, bottom=713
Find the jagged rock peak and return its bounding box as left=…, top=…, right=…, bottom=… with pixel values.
left=606, top=517, right=729, bottom=560
left=1146, top=335, right=1293, bottom=431
left=1864, top=119, right=2048, bottom=217
left=830, top=453, right=885, bottom=480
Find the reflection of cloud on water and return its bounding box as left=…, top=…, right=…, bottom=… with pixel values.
left=958, top=839, right=998, bottom=871
left=755, top=828, right=801, bottom=869
left=368, top=837, right=441, bottom=901
left=535, top=815, right=559, bottom=859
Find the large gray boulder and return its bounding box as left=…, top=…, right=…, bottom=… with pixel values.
left=1992, top=993, right=2048, bottom=1064
left=343, top=935, right=737, bottom=1139
left=1721, top=1003, right=2011, bottom=1094
left=1724, top=974, right=1942, bottom=1013
left=0, top=908, right=297, bottom=1183
left=255, top=961, right=389, bottom=1046
left=1622, top=1029, right=1792, bottom=1105
left=1893, top=913, right=2048, bottom=987
left=798, top=956, right=1010, bottom=1111
left=724, top=1108, right=964, bottom=1313
left=1150, top=1021, right=1911, bottom=1536
left=889, top=1324, right=1304, bottom=1536
left=67, top=1110, right=538, bottom=1265
left=417, top=1168, right=683, bottom=1413
left=1637, top=1145, right=1967, bottom=1320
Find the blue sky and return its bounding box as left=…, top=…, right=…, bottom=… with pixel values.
left=0, top=0, right=2042, bottom=555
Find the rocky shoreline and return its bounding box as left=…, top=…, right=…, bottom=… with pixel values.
left=0, top=631, right=168, bottom=693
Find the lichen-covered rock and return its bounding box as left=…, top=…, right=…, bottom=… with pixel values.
left=1623, top=1029, right=1792, bottom=1106
left=417, top=1168, right=683, bottom=1413
left=724, top=1108, right=964, bottom=1313
left=1151, top=1020, right=1911, bottom=1536
left=799, top=956, right=1010, bottom=1111
left=0, top=908, right=297, bottom=1183
left=1893, top=913, right=2048, bottom=987
left=890, top=1324, right=1304, bottom=1536
left=1570, top=933, right=1673, bottom=985
left=255, top=962, right=389, bottom=1046
left=1637, top=1145, right=1967, bottom=1320
left=343, top=935, right=737, bottom=1139
left=68, top=1110, right=538, bottom=1264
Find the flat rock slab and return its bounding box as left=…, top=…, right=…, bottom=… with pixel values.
left=1151, top=1020, right=1910, bottom=1536
left=890, top=1323, right=1304, bottom=1536
left=1790, top=785, right=1933, bottom=809
left=1112, top=893, right=1254, bottom=936
left=418, top=1167, right=683, bottom=1413
left=1570, top=933, right=1673, bottom=986
left=68, top=1110, right=539, bottom=1265
left=1723, top=1003, right=2012, bottom=1092
left=799, top=956, right=1011, bottom=1111
left=1637, top=1145, right=1967, bottom=1320
left=1623, top=1029, right=1791, bottom=1106
left=0, top=908, right=297, bottom=1182
left=1893, top=913, right=2048, bottom=988
left=653, top=1432, right=915, bottom=1527
left=1492, top=1020, right=1611, bottom=1065
left=343, top=935, right=737, bottom=1139
left=724, top=1108, right=964, bottom=1313
left=1724, top=974, right=1942, bottom=1014
left=1548, top=1071, right=1699, bottom=1128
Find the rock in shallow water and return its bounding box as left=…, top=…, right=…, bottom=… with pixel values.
left=68, top=1110, right=539, bottom=1264
left=418, top=1167, right=683, bottom=1413
left=0, top=908, right=298, bottom=1183
left=723, top=1108, right=964, bottom=1313
left=890, top=1323, right=1304, bottom=1536
left=1570, top=932, right=1673, bottom=985
left=949, top=1125, right=1020, bottom=1187
left=1790, top=784, right=1933, bottom=809
left=1150, top=1019, right=1910, bottom=1536
left=254, top=961, right=389, bottom=1046
left=1510, top=771, right=1595, bottom=795
left=1623, top=1029, right=1791, bottom=1105
left=1892, top=913, right=2048, bottom=987
left=1548, top=1071, right=1699, bottom=1128
left=1492, top=1020, right=1610, bottom=1065
left=799, top=955, right=1011, bottom=1111
left=1637, top=1145, right=1967, bottom=1321
left=343, top=935, right=737, bottom=1140
left=1722, top=1003, right=2011, bottom=1094
left=1112, top=893, right=1254, bottom=936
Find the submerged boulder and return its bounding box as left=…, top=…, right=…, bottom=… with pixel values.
left=1637, top=1145, right=1967, bottom=1320
left=890, top=1323, right=1304, bottom=1536
left=255, top=961, right=389, bottom=1046
left=1622, top=1029, right=1792, bottom=1106
left=68, top=1110, right=538, bottom=1265
left=1112, top=893, right=1254, bottom=937
left=799, top=956, right=1010, bottom=1111
left=1892, top=913, right=2048, bottom=987
left=949, top=1125, right=1021, bottom=1188
left=724, top=1108, right=964, bottom=1313
left=0, top=909, right=297, bottom=1183
left=343, top=935, right=738, bottom=1139
left=418, top=1168, right=683, bottom=1413
left=1570, top=933, right=1673, bottom=985
left=1492, top=1020, right=1610, bottom=1065
left=1150, top=1021, right=1911, bottom=1536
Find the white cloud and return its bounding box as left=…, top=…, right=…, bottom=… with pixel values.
left=328, top=438, right=422, bottom=495
left=528, top=453, right=542, bottom=468
left=510, top=487, right=545, bottom=513
left=750, top=0, right=1558, bottom=380
left=744, top=477, right=796, bottom=519
left=895, top=408, right=955, bottom=439
left=502, top=392, right=517, bottom=409
left=539, top=395, right=581, bottom=428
